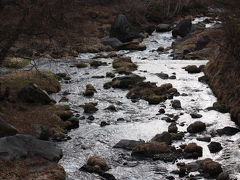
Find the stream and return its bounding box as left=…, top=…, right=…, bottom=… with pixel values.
left=36, top=17, right=240, bottom=180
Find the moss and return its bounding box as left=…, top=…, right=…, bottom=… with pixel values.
left=112, top=57, right=137, bottom=72
left=3, top=57, right=30, bottom=68
left=0, top=70, right=60, bottom=94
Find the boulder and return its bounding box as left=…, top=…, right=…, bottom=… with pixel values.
left=171, top=100, right=181, bottom=109
left=100, top=121, right=110, bottom=127
left=208, top=142, right=223, bottom=153
left=202, top=159, right=223, bottom=177
left=217, top=172, right=230, bottom=180
left=111, top=74, right=145, bottom=89
left=184, top=143, right=203, bottom=159
left=83, top=84, right=97, bottom=97
left=168, top=123, right=178, bottom=133
left=0, top=134, right=62, bottom=162
left=197, top=136, right=211, bottom=142
left=118, top=43, right=146, bottom=51
left=151, top=132, right=172, bottom=144
left=18, top=83, right=55, bottom=104
left=190, top=113, right=202, bottom=119
left=106, top=105, right=117, bottom=111
left=82, top=103, right=98, bottom=113
left=191, top=22, right=206, bottom=32
left=87, top=156, right=110, bottom=172
left=90, top=61, right=107, bottom=68
left=0, top=119, right=18, bottom=138
left=156, top=24, right=172, bottom=32
left=187, top=121, right=206, bottom=133
left=172, top=19, right=192, bottom=38
left=102, top=38, right=123, bottom=48
left=113, top=139, right=145, bottom=150
left=184, top=65, right=201, bottom=74
left=156, top=72, right=169, bottom=79
left=217, top=126, right=240, bottom=136
left=75, top=62, right=88, bottom=68
left=110, top=14, right=139, bottom=42
left=132, top=142, right=170, bottom=157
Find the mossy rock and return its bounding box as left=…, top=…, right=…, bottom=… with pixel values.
left=0, top=70, right=60, bottom=94
left=112, top=57, right=137, bottom=72
left=2, top=57, right=30, bottom=68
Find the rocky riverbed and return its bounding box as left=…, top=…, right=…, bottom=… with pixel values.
left=29, top=17, right=240, bottom=180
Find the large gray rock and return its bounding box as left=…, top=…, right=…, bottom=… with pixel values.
left=113, top=139, right=145, bottom=150
left=18, top=83, right=55, bottom=104
left=110, top=14, right=139, bottom=42
left=0, top=120, right=18, bottom=138
left=102, top=38, right=123, bottom=48
left=172, top=19, right=192, bottom=38
left=156, top=24, right=172, bottom=32
left=0, top=134, right=62, bottom=162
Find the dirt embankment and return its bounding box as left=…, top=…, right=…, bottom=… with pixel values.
left=204, top=1, right=240, bottom=125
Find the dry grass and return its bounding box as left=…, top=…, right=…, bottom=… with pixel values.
left=0, top=157, right=66, bottom=180
left=0, top=70, right=60, bottom=95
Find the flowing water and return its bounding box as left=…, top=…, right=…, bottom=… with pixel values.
left=35, top=17, right=240, bottom=180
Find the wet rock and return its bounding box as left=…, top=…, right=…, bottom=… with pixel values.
left=217, top=126, right=240, bottom=136
left=18, top=83, right=56, bottom=104
left=92, top=75, right=105, bottom=79
left=132, top=142, right=170, bottom=157
left=83, top=84, right=97, bottom=97
left=102, top=38, right=123, bottom=48
left=169, top=75, right=176, bottom=79
left=0, top=119, right=19, bottom=138
left=202, top=158, right=223, bottom=177
left=198, top=75, right=209, bottom=84
left=156, top=24, right=172, bottom=32
left=158, top=108, right=165, bottom=114
left=187, top=121, right=206, bottom=133
left=195, top=36, right=210, bottom=51
left=106, top=72, right=115, bottom=78
left=208, top=142, right=223, bottom=153
left=145, top=95, right=165, bottom=105
left=153, top=152, right=181, bottom=163
left=156, top=72, right=169, bottom=79
left=171, top=132, right=184, bottom=141
left=106, top=105, right=117, bottom=111
left=172, top=19, right=192, bottom=38
left=0, top=134, right=62, bottom=161
left=168, top=123, right=178, bottom=133
left=82, top=103, right=98, bottom=113
left=157, top=46, right=165, bottom=52
left=190, top=113, right=202, bottom=119
left=144, top=25, right=156, bottom=35
left=197, top=136, right=211, bottom=142
left=118, top=43, right=146, bottom=51
left=162, top=117, right=173, bottom=122
left=151, top=132, right=172, bottom=144
left=93, top=53, right=118, bottom=59
left=171, top=100, right=181, bottom=109
left=90, top=61, right=107, bottom=68
left=100, top=121, right=110, bottom=127
left=184, top=65, right=201, bottom=74
left=184, top=143, right=203, bottom=159
left=87, top=115, right=95, bottom=121
left=75, top=62, right=88, bottom=68
left=110, top=14, right=139, bottom=42
left=113, top=139, right=145, bottom=150
left=191, top=22, right=206, bottom=32
left=87, top=156, right=110, bottom=172
left=217, top=172, right=230, bottom=180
